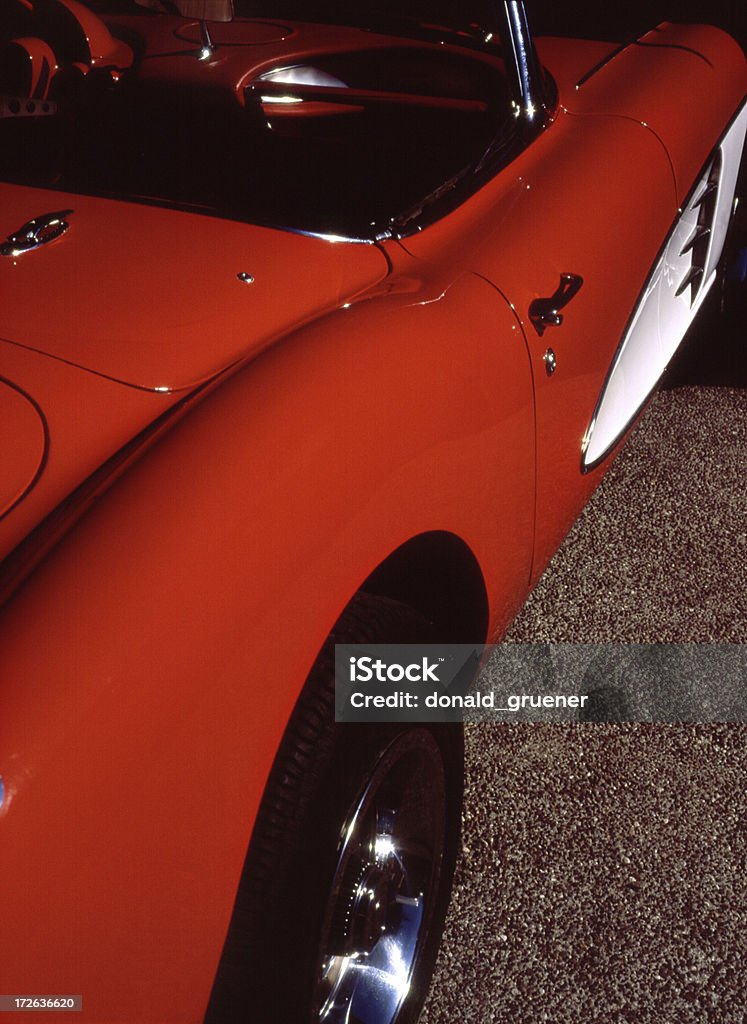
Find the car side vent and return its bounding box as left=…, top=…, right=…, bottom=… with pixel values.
left=676, top=151, right=722, bottom=305
left=581, top=100, right=747, bottom=471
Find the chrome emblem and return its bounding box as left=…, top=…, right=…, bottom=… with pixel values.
left=0, top=210, right=73, bottom=257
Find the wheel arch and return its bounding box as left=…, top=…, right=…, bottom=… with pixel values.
left=359, top=529, right=489, bottom=643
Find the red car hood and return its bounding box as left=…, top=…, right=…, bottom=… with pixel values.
left=0, top=185, right=389, bottom=391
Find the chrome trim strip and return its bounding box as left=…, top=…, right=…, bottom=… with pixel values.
left=390, top=2, right=553, bottom=237
left=674, top=263, right=704, bottom=297
left=504, top=1, right=545, bottom=121
left=693, top=180, right=718, bottom=208
left=575, top=41, right=633, bottom=90
left=277, top=226, right=381, bottom=244
left=679, top=225, right=710, bottom=256
left=576, top=34, right=714, bottom=90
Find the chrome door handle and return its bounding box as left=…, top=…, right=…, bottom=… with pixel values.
left=529, top=273, right=584, bottom=336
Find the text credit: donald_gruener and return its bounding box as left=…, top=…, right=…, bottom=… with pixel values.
left=334, top=643, right=747, bottom=723
left=334, top=645, right=591, bottom=723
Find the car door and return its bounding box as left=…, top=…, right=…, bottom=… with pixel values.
left=400, top=104, right=678, bottom=580
left=477, top=108, right=679, bottom=578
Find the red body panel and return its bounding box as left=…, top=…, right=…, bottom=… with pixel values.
left=0, top=8, right=745, bottom=1021
left=0, top=340, right=177, bottom=562
left=399, top=106, right=677, bottom=574
left=0, top=274, right=535, bottom=1019
left=0, top=185, right=389, bottom=390
left=0, top=377, right=46, bottom=516
left=543, top=23, right=747, bottom=202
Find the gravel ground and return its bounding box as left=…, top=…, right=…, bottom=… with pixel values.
left=421, top=317, right=747, bottom=1023
left=424, top=724, right=746, bottom=1024
left=505, top=387, right=747, bottom=644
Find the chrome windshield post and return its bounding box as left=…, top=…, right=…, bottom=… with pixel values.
left=502, top=1, right=552, bottom=126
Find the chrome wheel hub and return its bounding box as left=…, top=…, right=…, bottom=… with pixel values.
left=315, top=731, right=446, bottom=1024
left=346, top=861, right=402, bottom=954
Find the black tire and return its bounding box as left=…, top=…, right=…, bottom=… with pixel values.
left=206, top=593, right=464, bottom=1024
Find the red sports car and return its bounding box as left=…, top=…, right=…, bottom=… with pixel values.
left=0, top=2, right=745, bottom=1022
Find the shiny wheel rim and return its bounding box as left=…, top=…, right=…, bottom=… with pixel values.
left=315, top=731, right=446, bottom=1024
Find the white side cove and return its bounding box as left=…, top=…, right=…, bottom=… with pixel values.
left=582, top=101, right=747, bottom=470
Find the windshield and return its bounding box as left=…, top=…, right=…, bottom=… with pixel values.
left=0, top=1, right=516, bottom=237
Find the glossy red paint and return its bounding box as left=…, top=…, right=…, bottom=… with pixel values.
left=0, top=271, right=536, bottom=1019
left=546, top=22, right=747, bottom=202
left=0, top=339, right=177, bottom=562
left=0, top=185, right=389, bottom=389
left=0, top=378, right=46, bottom=517
left=398, top=105, right=678, bottom=575
left=0, top=6, right=745, bottom=1021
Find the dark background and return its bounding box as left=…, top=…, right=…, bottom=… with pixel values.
left=530, top=0, right=746, bottom=50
